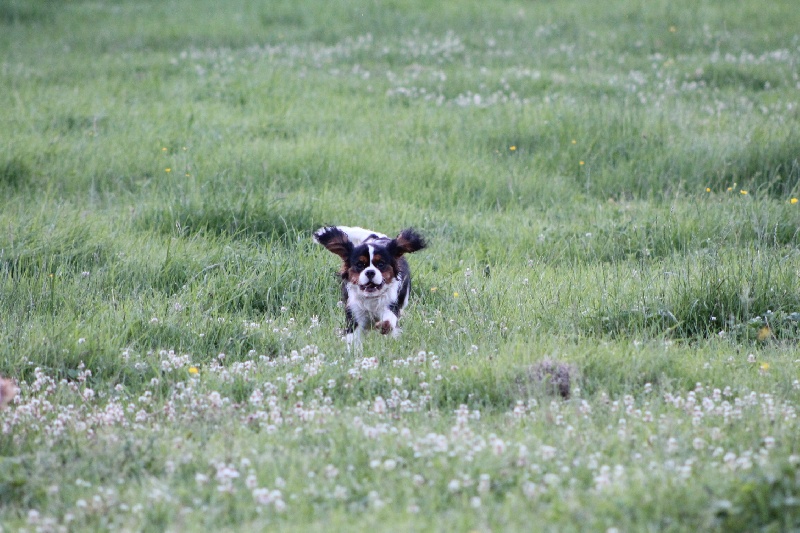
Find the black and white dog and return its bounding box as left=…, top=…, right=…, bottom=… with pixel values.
left=313, top=226, right=426, bottom=345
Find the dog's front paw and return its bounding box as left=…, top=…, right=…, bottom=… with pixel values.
left=376, top=320, right=393, bottom=335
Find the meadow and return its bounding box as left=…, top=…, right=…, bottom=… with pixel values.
left=1, top=0, right=800, bottom=530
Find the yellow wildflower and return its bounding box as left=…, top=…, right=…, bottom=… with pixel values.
left=188, top=366, right=199, bottom=375
left=791, top=198, right=798, bottom=204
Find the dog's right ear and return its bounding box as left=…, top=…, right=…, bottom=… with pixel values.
left=313, top=226, right=353, bottom=259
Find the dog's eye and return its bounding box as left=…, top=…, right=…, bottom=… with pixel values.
left=356, top=261, right=367, bottom=269
left=375, top=260, right=386, bottom=269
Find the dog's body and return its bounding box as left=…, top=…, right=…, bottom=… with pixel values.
left=313, top=226, right=426, bottom=345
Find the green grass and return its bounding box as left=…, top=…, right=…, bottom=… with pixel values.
left=2, top=0, right=800, bottom=530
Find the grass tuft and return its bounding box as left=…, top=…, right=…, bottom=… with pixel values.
left=0, top=157, right=31, bottom=189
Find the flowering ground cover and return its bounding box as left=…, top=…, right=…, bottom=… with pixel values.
left=1, top=0, right=799, bottom=530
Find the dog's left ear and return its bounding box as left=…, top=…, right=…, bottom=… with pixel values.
left=387, top=228, right=427, bottom=258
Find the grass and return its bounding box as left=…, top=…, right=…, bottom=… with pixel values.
left=2, top=0, right=800, bottom=530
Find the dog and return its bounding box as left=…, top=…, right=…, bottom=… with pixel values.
left=313, top=225, right=426, bottom=345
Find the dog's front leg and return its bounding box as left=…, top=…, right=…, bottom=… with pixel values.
left=344, top=328, right=363, bottom=353
left=376, top=310, right=399, bottom=336
left=344, top=306, right=363, bottom=352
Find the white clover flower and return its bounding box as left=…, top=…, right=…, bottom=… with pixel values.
left=324, top=464, right=339, bottom=479
left=522, top=481, right=538, bottom=499
left=539, top=445, right=557, bottom=460
left=368, top=491, right=384, bottom=509
left=666, top=437, right=679, bottom=454
left=208, top=391, right=223, bottom=408
left=27, top=509, right=40, bottom=525
left=543, top=473, right=560, bottom=486
left=373, top=396, right=387, bottom=414
left=252, top=488, right=272, bottom=505
left=489, top=434, right=506, bottom=456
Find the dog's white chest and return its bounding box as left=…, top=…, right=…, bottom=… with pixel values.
left=346, top=280, right=400, bottom=321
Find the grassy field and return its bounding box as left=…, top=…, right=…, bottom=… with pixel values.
left=2, top=0, right=800, bottom=530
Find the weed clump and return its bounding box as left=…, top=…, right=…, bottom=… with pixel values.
left=517, top=359, right=577, bottom=400
left=0, top=157, right=31, bottom=189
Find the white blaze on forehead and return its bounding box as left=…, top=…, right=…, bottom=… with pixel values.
left=359, top=245, right=379, bottom=286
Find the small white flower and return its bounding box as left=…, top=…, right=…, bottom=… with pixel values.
left=373, top=396, right=387, bottom=414
left=539, top=445, right=557, bottom=460
left=543, top=473, right=560, bottom=486
left=522, top=481, right=538, bottom=499
left=666, top=437, right=679, bottom=454
left=325, top=464, right=339, bottom=479
left=252, top=487, right=271, bottom=505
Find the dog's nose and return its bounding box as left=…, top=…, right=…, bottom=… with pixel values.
left=365, top=269, right=375, bottom=279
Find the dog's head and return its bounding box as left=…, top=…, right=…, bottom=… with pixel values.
left=314, top=226, right=426, bottom=297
